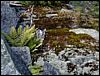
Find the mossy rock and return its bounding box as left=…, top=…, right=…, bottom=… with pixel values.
left=66, top=33, right=96, bottom=47
left=43, top=28, right=97, bottom=54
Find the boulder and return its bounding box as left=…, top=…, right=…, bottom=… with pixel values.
left=43, top=62, right=61, bottom=75
left=69, top=28, right=99, bottom=41
left=1, top=38, right=20, bottom=75
left=11, top=46, right=32, bottom=66
left=1, top=36, right=31, bottom=75
left=7, top=46, right=31, bottom=75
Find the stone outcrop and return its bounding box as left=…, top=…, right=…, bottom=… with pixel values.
left=11, top=47, right=32, bottom=66
left=1, top=38, right=20, bottom=75
left=1, top=1, right=18, bottom=34
left=1, top=36, right=32, bottom=75
left=69, top=28, right=99, bottom=41
left=9, top=46, right=32, bottom=75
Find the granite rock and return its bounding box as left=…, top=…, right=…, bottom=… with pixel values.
left=1, top=36, right=31, bottom=75
left=43, top=62, right=61, bottom=75
left=69, top=28, right=99, bottom=41
left=1, top=1, right=18, bottom=34
left=11, top=46, right=32, bottom=66
left=1, top=38, right=20, bottom=75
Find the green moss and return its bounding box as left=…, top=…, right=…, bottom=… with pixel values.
left=43, top=26, right=97, bottom=54
left=47, top=28, right=70, bottom=35
left=44, top=28, right=96, bottom=53
left=77, top=34, right=95, bottom=40
left=2, top=25, right=43, bottom=53
left=52, top=41, right=59, bottom=47
left=55, top=47, right=63, bottom=55
left=66, top=33, right=96, bottom=47
left=29, top=65, right=43, bottom=75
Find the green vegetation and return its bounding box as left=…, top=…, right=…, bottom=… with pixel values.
left=2, top=25, right=44, bottom=75
left=26, top=37, right=43, bottom=52
left=66, top=33, right=95, bottom=48
left=47, top=28, right=70, bottom=35
left=19, top=1, right=32, bottom=7
left=19, top=1, right=99, bottom=31
left=19, top=1, right=69, bottom=7
left=1, top=1, right=99, bottom=75
left=70, top=1, right=99, bottom=31
left=70, top=1, right=99, bottom=17
left=44, top=28, right=96, bottom=54
left=2, top=25, right=43, bottom=52
left=29, top=65, right=43, bottom=75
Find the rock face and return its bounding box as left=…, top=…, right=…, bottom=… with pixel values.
left=11, top=47, right=32, bottom=66
left=8, top=46, right=31, bottom=75
left=1, top=1, right=18, bottom=34
left=1, top=38, right=20, bottom=75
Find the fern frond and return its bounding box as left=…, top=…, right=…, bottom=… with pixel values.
left=17, top=25, right=22, bottom=36
left=35, top=41, right=43, bottom=49
left=26, top=25, right=36, bottom=34
left=32, top=49, right=38, bottom=52
left=30, top=44, right=37, bottom=50
left=24, top=33, right=35, bottom=46
left=1, top=32, right=15, bottom=46
left=9, top=26, right=17, bottom=39
left=23, top=25, right=29, bottom=33
left=2, top=24, right=43, bottom=53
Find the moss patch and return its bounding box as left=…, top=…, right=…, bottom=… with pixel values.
left=43, top=28, right=97, bottom=54
left=47, top=28, right=70, bottom=35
